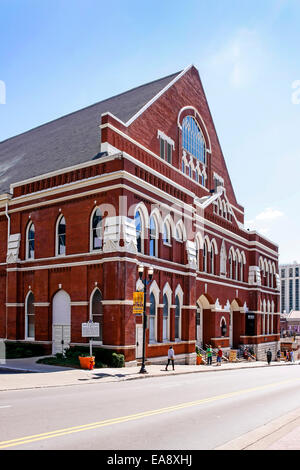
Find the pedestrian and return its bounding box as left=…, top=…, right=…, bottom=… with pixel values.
left=165, top=346, right=175, bottom=371
left=206, top=345, right=213, bottom=366
left=290, top=350, right=295, bottom=363
left=277, top=349, right=281, bottom=362
left=217, top=346, right=223, bottom=366
left=266, top=348, right=272, bottom=365
left=286, top=351, right=290, bottom=362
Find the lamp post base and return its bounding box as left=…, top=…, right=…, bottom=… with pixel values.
left=139, top=365, right=148, bottom=374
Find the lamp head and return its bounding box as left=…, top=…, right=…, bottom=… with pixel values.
left=148, top=267, right=154, bottom=280
left=138, top=265, right=144, bottom=279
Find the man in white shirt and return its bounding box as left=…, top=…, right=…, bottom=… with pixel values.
left=165, top=346, right=175, bottom=371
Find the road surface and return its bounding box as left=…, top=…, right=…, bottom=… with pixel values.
left=0, top=365, right=300, bottom=449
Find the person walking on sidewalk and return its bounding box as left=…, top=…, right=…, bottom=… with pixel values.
left=206, top=345, right=213, bottom=366
left=266, top=349, right=272, bottom=365
left=165, top=346, right=175, bottom=371
left=217, top=347, right=223, bottom=366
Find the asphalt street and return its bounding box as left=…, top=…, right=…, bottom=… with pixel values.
left=0, top=365, right=300, bottom=450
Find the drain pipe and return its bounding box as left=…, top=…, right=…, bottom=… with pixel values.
left=5, top=202, right=10, bottom=340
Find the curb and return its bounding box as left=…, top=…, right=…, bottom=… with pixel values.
left=0, top=366, right=38, bottom=374
left=0, top=362, right=298, bottom=392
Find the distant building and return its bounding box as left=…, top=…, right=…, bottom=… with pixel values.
left=280, top=263, right=300, bottom=314
left=280, top=310, right=300, bottom=336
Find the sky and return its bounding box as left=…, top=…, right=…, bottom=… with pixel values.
left=0, top=0, right=299, bottom=264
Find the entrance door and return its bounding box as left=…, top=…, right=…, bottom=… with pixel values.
left=53, top=325, right=71, bottom=355
left=136, top=326, right=143, bottom=359
left=52, top=290, right=71, bottom=355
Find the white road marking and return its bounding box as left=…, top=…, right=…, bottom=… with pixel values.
left=0, top=405, right=11, bottom=409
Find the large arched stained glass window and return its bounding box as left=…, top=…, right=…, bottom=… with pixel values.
left=182, top=116, right=206, bottom=164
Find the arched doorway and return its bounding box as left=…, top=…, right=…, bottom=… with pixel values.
left=90, top=288, right=103, bottom=343
left=230, top=299, right=242, bottom=349
left=52, top=290, right=71, bottom=355
left=196, top=294, right=213, bottom=348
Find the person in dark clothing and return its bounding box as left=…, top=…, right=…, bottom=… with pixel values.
left=266, top=349, right=272, bottom=365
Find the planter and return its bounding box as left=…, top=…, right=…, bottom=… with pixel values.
left=79, top=356, right=95, bottom=370
left=196, top=355, right=203, bottom=365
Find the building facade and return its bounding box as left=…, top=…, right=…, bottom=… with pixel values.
left=0, top=65, right=280, bottom=364
left=280, top=263, right=300, bottom=314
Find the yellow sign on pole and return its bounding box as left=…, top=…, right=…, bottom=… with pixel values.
left=133, top=292, right=144, bottom=315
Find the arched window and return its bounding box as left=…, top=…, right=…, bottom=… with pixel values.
left=25, top=292, right=35, bottom=339
left=26, top=222, right=35, bottom=260
left=220, top=241, right=227, bottom=276
left=57, top=216, right=66, bottom=256
left=149, top=293, right=156, bottom=342
left=175, top=224, right=183, bottom=242
left=175, top=295, right=181, bottom=340
left=182, top=116, right=206, bottom=164
left=135, top=210, right=143, bottom=253
left=91, top=208, right=103, bottom=250
left=149, top=216, right=158, bottom=257
left=229, top=252, right=233, bottom=279
left=90, top=289, right=103, bottom=342
left=221, top=318, right=227, bottom=337
left=203, top=242, right=207, bottom=273
left=195, top=238, right=201, bottom=270
left=211, top=244, right=215, bottom=274
left=163, top=294, right=169, bottom=341
left=163, top=220, right=171, bottom=245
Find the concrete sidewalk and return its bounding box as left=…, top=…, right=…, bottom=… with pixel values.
left=0, top=356, right=298, bottom=392
left=217, top=406, right=300, bottom=450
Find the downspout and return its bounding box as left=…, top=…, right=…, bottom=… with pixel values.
left=5, top=202, right=10, bottom=339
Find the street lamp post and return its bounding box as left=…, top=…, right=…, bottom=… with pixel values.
left=138, top=265, right=154, bottom=374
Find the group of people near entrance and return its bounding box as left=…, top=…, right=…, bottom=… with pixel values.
left=164, top=345, right=291, bottom=370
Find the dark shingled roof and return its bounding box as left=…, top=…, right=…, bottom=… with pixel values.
left=0, top=71, right=181, bottom=194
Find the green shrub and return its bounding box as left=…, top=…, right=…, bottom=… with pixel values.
left=5, top=341, right=46, bottom=359
left=67, top=346, right=125, bottom=367
left=111, top=353, right=125, bottom=368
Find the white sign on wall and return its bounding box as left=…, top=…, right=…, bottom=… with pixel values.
left=82, top=322, right=100, bottom=338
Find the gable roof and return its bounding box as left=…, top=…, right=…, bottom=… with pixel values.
left=0, top=71, right=181, bottom=194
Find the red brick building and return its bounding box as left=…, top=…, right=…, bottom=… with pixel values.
left=0, top=65, right=280, bottom=364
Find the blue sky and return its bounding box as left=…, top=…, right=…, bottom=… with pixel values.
left=0, top=0, right=299, bottom=263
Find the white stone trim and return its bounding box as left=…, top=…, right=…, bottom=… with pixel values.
left=70, top=302, right=89, bottom=306
left=157, top=130, right=175, bottom=149
left=125, top=66, right=194, bottom=126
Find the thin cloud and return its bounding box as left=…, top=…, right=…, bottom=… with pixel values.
left=256, top=208, right=284, bottom=221
left=209, top=28, right=265, bottom=88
